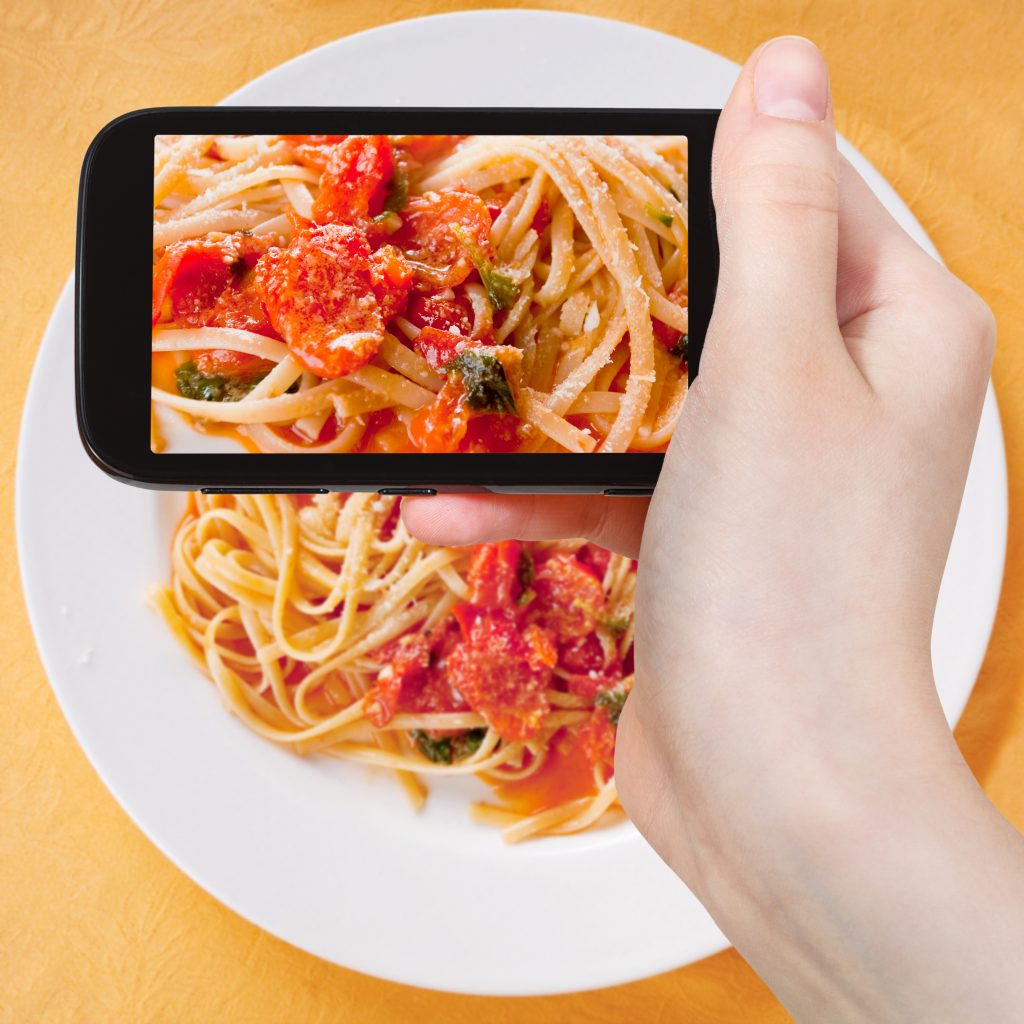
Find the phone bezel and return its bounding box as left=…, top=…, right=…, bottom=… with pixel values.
left=76, top=107, right=718, bottom=493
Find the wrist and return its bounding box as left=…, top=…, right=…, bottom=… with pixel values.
left=674, top=652, right=967, bottom=912
left=683, top=721, right=1021, bottom=1021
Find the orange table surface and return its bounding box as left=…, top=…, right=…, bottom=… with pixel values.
left=2, top=1, right=1022, bottom=1020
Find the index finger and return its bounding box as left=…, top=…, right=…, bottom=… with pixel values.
left=401, top=494, right=649, bottom=559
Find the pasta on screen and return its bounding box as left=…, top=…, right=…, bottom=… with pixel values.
left=151, top=133, right=689, bottom=454
left=151, top=492, right=636, bottom=841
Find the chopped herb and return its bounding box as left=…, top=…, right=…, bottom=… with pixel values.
left=383, top=164, right=409, bottom=213
left=669, top=333, right=688, bottom=361
left=517, top=548, right=535, bottom=589
left=450, top=728, right=487, bottom=760
left=411, top=730, right=452, bottom=764
left=595, top=687, right=629, bottom=726
left=646, top=203, right=674, bottom=228
left=516, top=549, right=536, bottom=606
left=600, top=613, right=631, bottom=638
left=447, top=350, right=518, bottom=416
left=412, top=727, right=488, bottom=764
left=174, top=360, right=267, bottom=403
left=479, top=267, right=519, bottom=311
left=370, top=210, right=402, bottom=232
left=450, top=223, right=520, bottom=310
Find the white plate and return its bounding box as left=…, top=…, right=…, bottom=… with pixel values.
left=17, top=11, right=1008, bottom=996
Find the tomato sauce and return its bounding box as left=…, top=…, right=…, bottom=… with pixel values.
left=151, top=350, right=184, bottom=392
left=487, top=726, right=598, bottom=815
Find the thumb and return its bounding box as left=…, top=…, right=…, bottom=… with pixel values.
left=709, top=37, right=841, bottom=361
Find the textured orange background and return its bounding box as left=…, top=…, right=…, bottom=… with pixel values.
left=2, top=1, right=1022, bottom=1020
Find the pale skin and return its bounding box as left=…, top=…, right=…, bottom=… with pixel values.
left=403, top=36, right=1024, bottom=1022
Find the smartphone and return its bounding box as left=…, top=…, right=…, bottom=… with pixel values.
left=76, top=109, right=718, bottom=494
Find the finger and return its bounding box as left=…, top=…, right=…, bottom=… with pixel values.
left=709, top=37, right=842, bottom=356
left=401, top=494, right=649, bottom=559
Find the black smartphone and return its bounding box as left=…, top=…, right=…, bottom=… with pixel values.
left=77, top=109, right=718, bottom=494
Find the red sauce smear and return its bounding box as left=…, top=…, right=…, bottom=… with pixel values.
left=487, top=726, right=597, bottom=816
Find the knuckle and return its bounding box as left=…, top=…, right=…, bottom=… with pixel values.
left=719, top=158, right=839, bottom=218
left=961, top=289, right=997, bottom=362
left=891, top=254, right=997, bottom=391
left=930, top=271, right=996, bottom=371
left=891, top=270, right=995, bottom=414
left=582, top=496, right=613, bottom=547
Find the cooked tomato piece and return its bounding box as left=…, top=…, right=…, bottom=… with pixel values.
left=651, top=319, right=675, bottom=350
left=153, top=233, right=276, bottom=327
left=409, top=379, right=469, bottom=452
left=394, top=187, right=493, bottom=290
left=462, top=413, right=522, bottom=453
left=652, top=278, right=688, bottom=350
left=298, top=414, right=340, bottom=447
left=576, top=544, right=612, bottom=581
left=153, top=239, right=234, bottom=326
left=228, top=234, right=273, bottom=269
left=284, top=134, right=348, bottom=146
left=561, top=634, right=615, bottom=677
left=446, top=611, right=556, bottom=742
left=207, top=280, right=276, bottom=333
left=287, top=210, right=314, bottom=235
left=363, top=633, right=430, bottom=726
left=368, top=244, right=413, bottom=322
left=530, top=197, right=552, bottom=234
left=578, top=707, right=616, bottom=777
left=413, top=325, right=478, bottom=372
left=405, top=623, right=466, bottom=717
left=528, top=553, right=607, bottom=642
left=355, top=410, right=402, bottom=453
left=363, top=622, right=467, bottom=727
left=451, top=602, right=485, bottom=635
left=255, top=223, right=384, bottom=378
left=566, top=668, right=624, bottom=701
left=481, top=182, right=517, bottom=221
left=407, top=293, right=474, bottom=336
left=281, top=134, right=348, bottom=172
left=622, top=642, right=635, bottom=676
left=311, top=134, right=395, bottom=224
left=408, top=366, right=522, bottom=452
left=193, top=348, right=274, bottom=378
left=191, top=266, right=280, bottom=377
left=467, top=541, right=522, bottom=609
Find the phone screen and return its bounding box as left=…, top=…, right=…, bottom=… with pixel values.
left=151, top=133, right=689, bottom=458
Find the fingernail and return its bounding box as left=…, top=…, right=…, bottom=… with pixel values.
left=754, top=37, right=829, bottom=121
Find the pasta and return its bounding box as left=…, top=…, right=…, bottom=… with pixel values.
left=151, top=492, right=636, bottom=841
left=151, top=133, right=689, bottom=454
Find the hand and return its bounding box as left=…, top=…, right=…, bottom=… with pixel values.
left=404, top=37, right=1024, bottom=1021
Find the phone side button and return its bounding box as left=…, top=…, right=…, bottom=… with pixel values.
left=602, top=487, right=654, bottom=496
left=200, top=487, right=329, bottom=495
left=377, top=487, right=438, bottom=496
